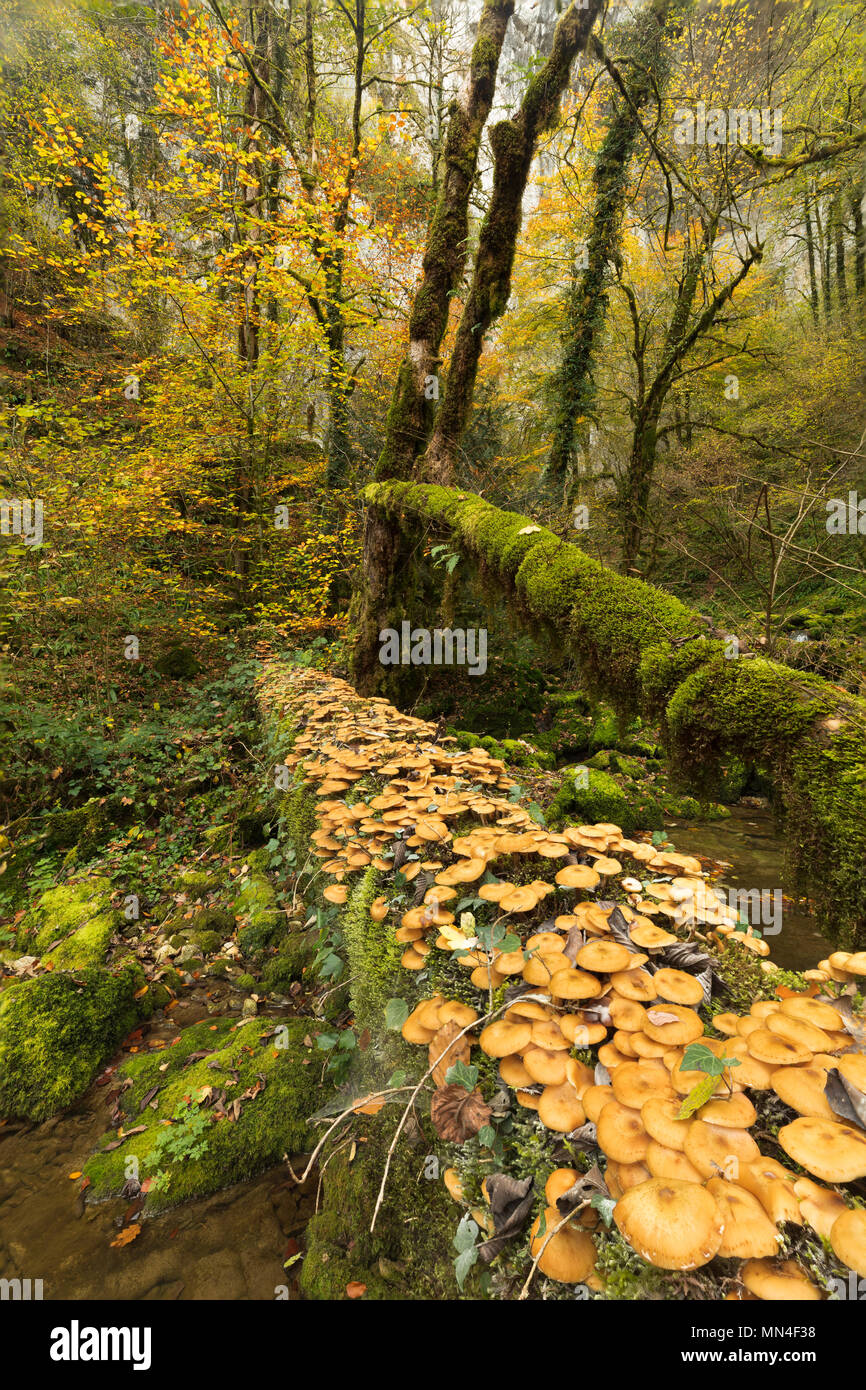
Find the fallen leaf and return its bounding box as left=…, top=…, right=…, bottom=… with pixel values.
left=110, top=1223, right=141, bottom=1248
left=345, top=1281, right=366, bottom=1299
left=68, top=1171, right=82, bottom=1180
left=430, top=1085, right=491, bottom=1144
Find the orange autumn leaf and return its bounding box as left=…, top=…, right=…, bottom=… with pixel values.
left=68, top=1171, right=82, bottom=1180
left=110, top=1223, right=141, bottom=1248
left=345, top=1281, right=367, bottom=1299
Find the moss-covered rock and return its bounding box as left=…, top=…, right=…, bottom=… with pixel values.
left=546, top=765, right=660, bottom=832
left=262, top=932, right=314, bottom=993
left=21, top=877, right=117, bottom=969
left=83, top=1016, right=319, bottom=1211
left=0, top=958, right=150, bottom=1121
left=234, top=872, right=284, bottom=955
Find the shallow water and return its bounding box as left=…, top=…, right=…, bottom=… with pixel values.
left=665, top=804, right=828, bottom=973
left=0, top=996, right=316, bottom=1301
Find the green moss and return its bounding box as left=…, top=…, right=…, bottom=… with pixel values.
left=0, top=958, right=150, bottom=1121
left=342, top=869, right=412, bottom=1079
left=300, top=1108, right=459, bottom=1300
left=262, top=933, right=313, bottom=993
left=546, top=765, right=661, bottom=832
left=234, top=872, right=283, bottom=955
left=83, top=1017, right=319, bottom=1211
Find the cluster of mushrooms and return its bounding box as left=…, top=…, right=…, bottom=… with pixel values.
left=273, top=667, right=866, bottom=1299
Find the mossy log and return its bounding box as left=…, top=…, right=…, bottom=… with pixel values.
left=356, top=480, right=866, bottom=946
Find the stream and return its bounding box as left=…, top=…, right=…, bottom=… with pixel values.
left=665, top=803, right=827, bottom=972
left=0, top=805, right=829, bottom=1300
left=0, top=988, right=316, bottom=1302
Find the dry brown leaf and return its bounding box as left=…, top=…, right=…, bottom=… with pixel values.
left=428, top=1020, right=471, bottom=1089
left=430, top=1085, right=491, bottom=1144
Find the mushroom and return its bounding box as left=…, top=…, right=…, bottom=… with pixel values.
left=697, top=1092, right=757, bottom=1128
left=645, top=1140, right=704, bottom=1183
left=747, top=1028, right=813, bottom=1067
left=778, top=1117, right=866, bottom=1182
left=642, top=1004, right=704, bottom=1047
left=575, top=940, right=636, bottom=974
left=706, top=1179, right=782, bottom=1259
left=683, top=1120, right=761, bottom=1179
left=794, top=1176, right=849, bottom=1239
left=548, top=966, right=602, bottom=1000
left=770, top=1065, right=835, bottom=1119
left=740, top=1258, right=822, bottom=1301
left=612, top=1061, right=675, bottom=1110
left=582, top=1083, right=615, bottom=1124
left=640, top=1095, right=693, bottom=1151
left=596, top=1100, right=650, bottom=1164
left=614, top=1179, right=725, bottom=1270
left=736, top=1161, right=801, bottom=1226
left=610, top=968, right=657, bottom=1002
left=528, top=1208, right=597, bottom=1283
left=831, top=1207, right=866, bottom=1278
left=554, top=863, right=601, bottom=891
left=779, top=996, right=843, bottom=1031
left=538, top=1081, right=586, bottom=1133
left=443, top=1167, right=464, bottom=1203
left=479, top=1019, right=532, bottom=1058
left=652, top=968, right=705, bottom=1007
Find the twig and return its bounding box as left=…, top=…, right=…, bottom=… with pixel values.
left=517, top=1200, right=590, bottom=1300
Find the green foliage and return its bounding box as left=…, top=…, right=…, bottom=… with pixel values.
left=145, top=1100, right=212, bottom=1193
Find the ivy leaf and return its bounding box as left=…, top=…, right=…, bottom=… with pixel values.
left=477, top=1124, right=496, bottom=1147
left=444, top=1060, right=479, bottom=1092
left=453, top=1213, right=480, bottom=1254
left=590, top=1193, right=617, bottom=1228
left=454, top=1246, right=478, bottom=1290
left=384, top=998, right=409, bottom=1032
left=680, top=1042, right=725, bottom=1076
left=677, top=1071, right=721, bottom=1119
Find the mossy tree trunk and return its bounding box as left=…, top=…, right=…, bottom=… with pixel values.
left=373, top=0, right=516, bottom=483
left=352, top=0, right=515, bottom=694
left=540, top=0, right=672, bottom=492
left=422, top=0, right=605, bottom=486
left=362, top=479, right=866, bottom=947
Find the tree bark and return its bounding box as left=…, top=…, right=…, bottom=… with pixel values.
left=541, top=0, right=671, bottom=490
left=374, top=0, right=516, bottom=483
left=423, top=0, right=604, bottom=485
left=804, top=195, right=820, bottom=325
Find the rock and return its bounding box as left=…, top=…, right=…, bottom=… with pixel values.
left=241, top=997, right=258, bottom=1017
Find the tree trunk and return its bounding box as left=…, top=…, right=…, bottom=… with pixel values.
left=834, top=194, right=848, bottom=316
left=804, top=196, right=820, bottom=325
left=852, top=178, right=865, bottom=300
left=373, top=0, right=516, bottom=483
left=423, top=0, right=604, bottom=485
left=541, top=0, right=671, bottom=490
left=352, top=0, right=516, bottom=695
left=234, top=0, right=272, bottom=589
